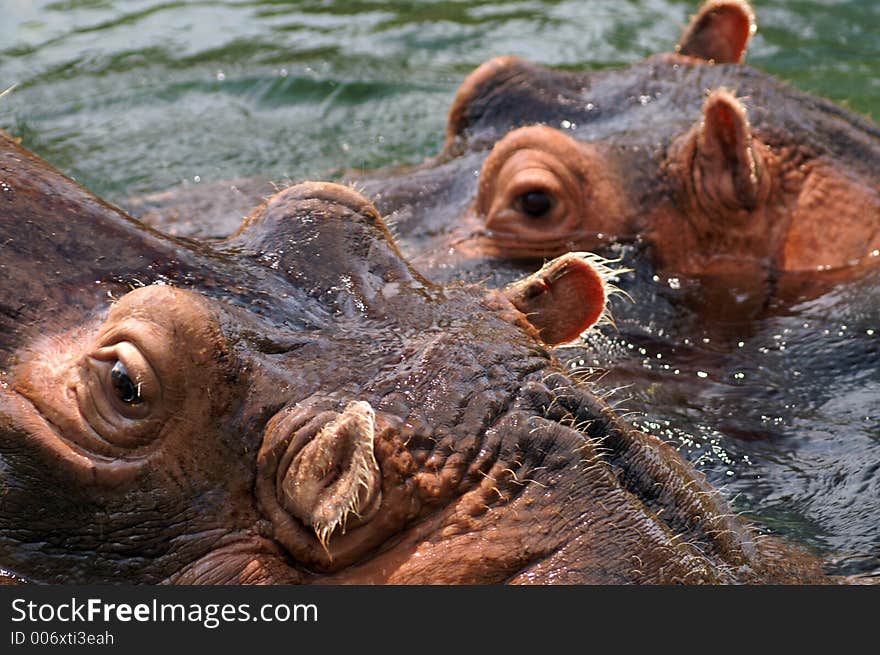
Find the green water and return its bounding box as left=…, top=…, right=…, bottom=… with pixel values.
left=2, top=0, right=879, bottom=203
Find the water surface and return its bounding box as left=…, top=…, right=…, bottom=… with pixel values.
left=3, top=0, right=879, bottom=199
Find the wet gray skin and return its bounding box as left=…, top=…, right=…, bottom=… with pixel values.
left=0, top=131, right=836, bottom=584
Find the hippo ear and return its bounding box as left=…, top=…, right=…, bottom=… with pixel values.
left=692, top=89, right=766, bottom=212
left=0, top=133, right=192, bottom=358
left=444, top=56, right=573, bottom=154
left=502, top=253, right=610, bottom=345
left=223, top=183, right=429, bottom=314
left=676, top=0, right=756, bottom=64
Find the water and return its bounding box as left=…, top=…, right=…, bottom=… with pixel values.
left=574, top=259, right=880, bottom=576
left=3, top=0, right=879, bottom=200
left=2, top=0, right=879, bottom=577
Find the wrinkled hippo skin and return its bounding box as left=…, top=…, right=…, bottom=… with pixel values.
left=0, top=131, right=832, bottom=584
left=128, top=1, right=880, bottom=313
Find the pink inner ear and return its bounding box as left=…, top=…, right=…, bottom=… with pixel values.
left=545, top=258, right=607, bottom=343
left=677, top=1, right=755, bottom=64
left=504, top=255, right=607, bottom=346
left=705, top=98, right=740, bottom=153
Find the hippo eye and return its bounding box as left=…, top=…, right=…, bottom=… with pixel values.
left=86, top=341, right=159, bottom=422
left=110, top=360, right=142, bottom=405
left=517, top=190, right=555, bottom=218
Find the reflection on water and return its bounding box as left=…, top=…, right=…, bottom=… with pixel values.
left=1, top=0, right=879, bottom=576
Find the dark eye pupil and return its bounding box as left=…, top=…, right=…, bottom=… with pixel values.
left=110, top=361, right=141, bottom=404
left=518, top=190, right=554, bottom=217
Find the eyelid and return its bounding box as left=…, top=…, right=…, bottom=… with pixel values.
left=504, top=167, right=565, bottom=203
left=89, top=342, right=161, bottom=418
left=93, top=341, right=158, bottom=383
left=96, top=318, right=166, bottom=365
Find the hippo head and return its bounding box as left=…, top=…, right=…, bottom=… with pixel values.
left=353, top=0, right=879, bottom=311
left=0, top=132, right=827, bottom=584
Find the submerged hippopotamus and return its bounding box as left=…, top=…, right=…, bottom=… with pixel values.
left=129, top=0, right=880, bottom=311
left=367, top=0, right=880, bottom=312
left=0, top=131, right=831, bottom=584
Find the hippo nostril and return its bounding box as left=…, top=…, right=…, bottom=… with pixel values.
left=275, top=401, right=383, bottom=550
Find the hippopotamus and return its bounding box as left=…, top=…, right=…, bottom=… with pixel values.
left=394, top=0, right=879, bottom=287
left=0, top=130, right=834, bottom=584
left=126, top=0, right=880, bottom=315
